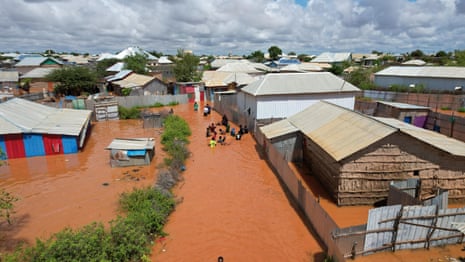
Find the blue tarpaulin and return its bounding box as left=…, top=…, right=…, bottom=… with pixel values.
left=127, top=150, right=146, bottom=156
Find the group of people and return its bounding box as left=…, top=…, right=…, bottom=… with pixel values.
left=230, top=124, right=248, bottom=140
left=205, top=115, right=249, bottom=148
left=196, top=101, right=248, bottom=147
left=207, top=122, right=227, bottom=148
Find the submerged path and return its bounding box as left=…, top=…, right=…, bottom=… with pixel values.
left=152, top=103, right=324, bottom=261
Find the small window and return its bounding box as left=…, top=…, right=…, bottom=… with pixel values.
left=413, top=170, right=420, bottom=176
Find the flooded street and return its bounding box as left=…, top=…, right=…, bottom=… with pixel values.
left=0, top=118, right=160, bottom=250
left=0, top=103, right=324, bottom=261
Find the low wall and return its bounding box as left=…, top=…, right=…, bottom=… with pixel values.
left=257, top=128, right=347, bottom=261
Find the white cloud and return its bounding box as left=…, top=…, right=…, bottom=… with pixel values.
left=0, top=0, right=464, bottom=55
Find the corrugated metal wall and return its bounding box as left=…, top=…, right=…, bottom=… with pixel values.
left=0, top=136, right=6, bottom=160
left=23, top=133, right=46, bottom=157
left=43, top=134, right=63, bottom=155
left=374, top=76, right=465, bottom=92
left=4, top=134, right=25, bottom=159
left=62, top=135, right=78, bottom=154
left=256, top=94, right=355, bottom=120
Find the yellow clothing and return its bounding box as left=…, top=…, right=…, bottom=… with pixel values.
left=209, top=139, right=217, bottom=148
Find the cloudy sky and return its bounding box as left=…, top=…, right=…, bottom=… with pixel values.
left=2, top=0, right=465, bottom=56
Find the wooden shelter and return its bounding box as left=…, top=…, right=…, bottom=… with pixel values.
left=260, top=101, right=465, bottom=206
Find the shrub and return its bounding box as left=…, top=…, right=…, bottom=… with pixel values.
left=441, top=106, right=452, bottom=110
left=3, top=114, right=191, bottom=262
left=457, top=107, right=465, bottom=113
left=118, top=106, right=141, bottom=119
left=152, top=102, right=165, bottom=107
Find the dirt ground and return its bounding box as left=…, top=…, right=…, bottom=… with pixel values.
left=1, top=102, right=464, bottom=261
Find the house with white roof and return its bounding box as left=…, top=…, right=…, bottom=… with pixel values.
left=311, top=52, right=352, bottom=66
left=110, top=73, right=167, bottom=96
left=374, top=66, right=465, bottom=92
left=0, top=71, right=19, bottom=91
left=237, top=72, right=361, bottom=130
left=97, top=46, right=157, bottom=61
left=0, top=98, right=92, bottom=159
left=15, top=56, right=63, bottom=75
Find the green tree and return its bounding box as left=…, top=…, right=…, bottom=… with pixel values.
left=345, top=68, right=375, bottom=90
left=453, top=49, right=465, bottom=66
left=123, top=54, right=148, bottom=75
left=247, top=50, right=265, bottom=63
left=95, top=58, right=121, bottom=79
left=268, top=45, right=282, bottom=60
left=0, top=149, right=18, bottom=225
left=46, top=66, right=97, bottom=96
left=173, top=49, right=200, bottom=82
left=288, top=51, right=296, bottom=56
left=410, top=49, right=425, bottom=58
left=20, top=79, right=31, bottom=93
left=435, top=50, right=448, bottom=57
left=149, top=50, right=163, bottom=58
left=328, top=64, right=344, bottom=75
left=297, top=53, right=312, bottom=62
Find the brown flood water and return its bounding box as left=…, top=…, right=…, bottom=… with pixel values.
left=0, top=103, right=324, bottom=261
left=2, top=102, right=465, bottom=262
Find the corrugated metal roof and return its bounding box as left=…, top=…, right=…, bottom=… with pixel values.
left=106, top=62, right=125, bottom=72
left=202, top=71, right=256, bottom=87
left=374, top=117, right=465, bottom=157
left=0, top=117, right=22, bottom=134
left=311, top=52, right=351, bottom=63
left=20, top=67, right=58, bottom=79
left=241, top=72, right=360, bottom=96
left=106, top=138, right=155, bottom=150
left=402, top=59, right=426, bottom=66
left=375, top=66, right=465, bottom=79
left=377, top=101, right=431, bottom=110
left=0, top=71, right=19, bottom=82
left=286, top=101, right=396, bottom=161
left=259, top=119, right=299, bottom=139
left=106, top=70, right=133, bottom=82
left=217, top=62, right=263, bottom=74
left=210, top=59, right=248, bottom=69
left=112, top=73, right=155, bottom=88
left=15, top=56, right=63, bottom=66
left=0, top=98, right=92, bottom=136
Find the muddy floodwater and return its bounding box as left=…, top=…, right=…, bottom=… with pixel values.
left=2, top=102, right=465, bottom=261
left=0, top=103, right=324, bottom=261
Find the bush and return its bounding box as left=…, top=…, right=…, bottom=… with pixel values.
left=152, top=102, right=165, bottom=107
left=441, top=106, right=452, bottom=110
left=3, top=114, right=191, bottom=262
left=457, top=107, right=465, bottom=113
left=118, top=106, right=141, bottom=119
